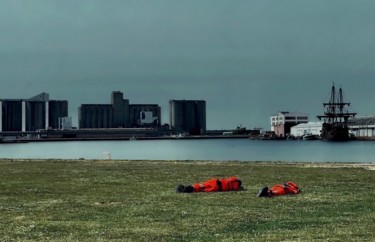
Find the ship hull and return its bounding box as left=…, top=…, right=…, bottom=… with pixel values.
left=320, top=123, right=349, bottom=141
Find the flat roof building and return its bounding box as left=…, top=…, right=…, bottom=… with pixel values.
left=169, top=100, right=206, bottom=135
left=78, top=91, right=161, bottom=129
left=348, top=116, right=375, bottom=138
left=271, top=111, right=309, bottom=137
left=79, top=104, right=114, bottom=129
left=290, top=122, right=323, bottom=137
left=0, top=93, right=68, bottom=132
left=129, top=104, right=161, bottom=127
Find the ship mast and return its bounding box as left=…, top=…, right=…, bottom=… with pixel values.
left=317, top=83, right=356, bottom=127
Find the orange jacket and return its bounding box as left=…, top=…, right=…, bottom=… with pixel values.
left=269, top=181, right=300, bottom=196
left=192, top=176, right=242, bottom=192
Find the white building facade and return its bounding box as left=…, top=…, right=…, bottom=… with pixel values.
left=290, top=122, right=323, bottom=137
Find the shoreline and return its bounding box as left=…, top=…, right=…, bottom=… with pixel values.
left=1, top=158, right=374, bottom=169
left=1, top=135, right=253, bottom=143
left=2, top=134, right=375, bottom=143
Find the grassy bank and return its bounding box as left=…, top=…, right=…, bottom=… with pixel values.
left=0, top=159, right=374, bottom=241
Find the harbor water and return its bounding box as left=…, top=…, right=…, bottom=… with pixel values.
left=1, top=139, right=375, bottom=163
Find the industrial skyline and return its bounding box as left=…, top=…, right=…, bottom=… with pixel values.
left=0, top=91, right=207, bottom=135
left=1, top=1, right=375, bottom=129
left=1, top=90, right=373, bottom=140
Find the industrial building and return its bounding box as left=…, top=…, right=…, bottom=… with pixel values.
left=79, top=104, right=114, bottom=129
left=169, top=100, right=206, bottom=134
left=78, top=91, right=161, bottom=129
left=0, top=93, right=68, bottom=132
left=348, top=116, right=375, bottom=138
left=129, top=104, right=161, bottom=127
left=290, top=122, right=323, bottom=137
left=58, top=117, right=72, bottom=130
left=270, top=111, right=309, bottom=137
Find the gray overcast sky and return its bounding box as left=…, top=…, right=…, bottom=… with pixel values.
left=1, top=0, right=375, bottom=129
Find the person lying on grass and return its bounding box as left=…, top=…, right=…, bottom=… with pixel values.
left=257, top=181, right=301, bottom=197
left=176, top=176, right=243, bottom=193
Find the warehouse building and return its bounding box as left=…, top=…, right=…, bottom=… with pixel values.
left=290, top=122, right=323, bottom=138
left=78, top=91, right=161, bottom=129
left=348, top=116, right=375, bottom=138
left=270, top=111, right=309, bottom=137
left=0, top=93, right=68, bottom=132
left=169, top=100, right=206, bottom=134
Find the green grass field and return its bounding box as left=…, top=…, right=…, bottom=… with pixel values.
left=0, top=159, right=374, bottom=241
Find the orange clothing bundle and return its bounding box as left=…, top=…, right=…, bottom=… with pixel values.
left=176, top=176, right=242, bottom=193
left=257, top=181, right=301, bottom=197
left=192, top=176, right=242, bottom=192
left=269, top=181, right=300, bottom=196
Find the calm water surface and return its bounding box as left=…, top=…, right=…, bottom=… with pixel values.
left=0, top=139, right=374, bottom=162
